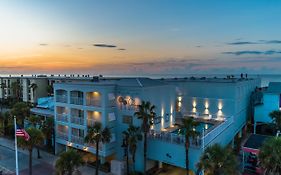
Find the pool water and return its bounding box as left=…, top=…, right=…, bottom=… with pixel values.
left=171, top=122, right=214, bottom=135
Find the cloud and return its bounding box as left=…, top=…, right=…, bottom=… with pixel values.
left=227, top=40, right=281, bottom=45
left=117, top=48, right=126, bottom=51
left=39, top=43, right=48, bottom=46
left=93, top=44, right=116, bottom=48
left=227, top=41, right=257, bottom=45
left=222, top=50, right=281, bottom=56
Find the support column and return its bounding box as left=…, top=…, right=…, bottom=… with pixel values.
left=254, top=122, right=256, bottom=134
left=158, top=162, right=163, bottom=169
left=231, top=139, right=235, bottom=149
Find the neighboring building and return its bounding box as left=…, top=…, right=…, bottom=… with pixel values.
left=30, top=97, right=55, bottom=120
left=53, top=76, right=260, bottom=173
left=0, top=77, right=20, bottom=99
left=254, top=82, right=281, bottom=134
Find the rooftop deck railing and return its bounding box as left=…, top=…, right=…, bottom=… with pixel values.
left=148, top=115, right=234, bottom=148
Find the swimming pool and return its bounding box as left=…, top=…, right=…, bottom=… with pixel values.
left=171, top=122, right=214, bottom=135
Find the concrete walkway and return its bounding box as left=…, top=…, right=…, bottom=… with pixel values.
left=0, top=137, right=111, bottom=175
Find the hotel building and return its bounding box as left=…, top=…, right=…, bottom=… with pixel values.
left=52, top=76, right=260, bottom=173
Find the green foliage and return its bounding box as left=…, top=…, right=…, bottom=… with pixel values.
left=259, top=137, right=281, bottom=174
left=46, top=85, right=54, bottom=96
left=17, top=127, right=44, bottom=151
left=134, top=101, right=156, bottom=132
left=27, top=115, right=41, bottom=127
left=269, top=110, right=281, bottom=132
left=11, top=102, right=30, bottom=124
left=41, top=117, right=54, bottom=149
left=11, top=81, right=22, bottom=101
left=55, top=149, right=84, bottom=175
left=123, top=125, right=142, bottom=173
left=85, top=122, right=111, bottom=175
left=197, top=144, right=238, bottom=175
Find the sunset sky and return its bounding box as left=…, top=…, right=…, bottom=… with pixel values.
left=1, top=0, right=281, bottom=75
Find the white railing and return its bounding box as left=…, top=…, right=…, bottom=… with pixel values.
left=71, top=135, right=84, bottom=145
left=87, top=119, right=98, bottom=127
left=57, top=114, right=68, bottom=122
left=56, top=95, right=67, bottom=103
left=202, top=116, right=234, bottom=146
left=57, top=131, right=68, bottom=141
left=71, top=116, right=84, bottom=125
left=86, top=98, right=101, bottom=107
left=70, top=97, right=83, bottom=105
left=148, top=130, right=202, bottom=148
left=148, top=116, right=234, bottom=148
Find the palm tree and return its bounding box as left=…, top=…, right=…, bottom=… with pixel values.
left=0, top=112, right=11, bottom=136
left=27, top=115, right=42, bottom=159
left=11, top=102, right=30, bottom=125
left=259, top=137, right=281, bottom=174
left=55, top=149, right=84, bottom=175
left=17, top=127, right=44, bottom=175
left=41, top=117, right=55, bottom=151
left=122, top=125, right=142, bottom=174
left=46, top=84, right=54, bottom=96
left=197, top=144, right=238, bottom=175
left=179, top=117, right=199, bottom=175
left=269, top=110, right=281, bottom=134
left=134, top=101, right=156, bottom=175
left=85, top=122, right=112, bottom=175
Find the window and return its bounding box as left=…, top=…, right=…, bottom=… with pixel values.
left=122, top=115, right=132, bottom=125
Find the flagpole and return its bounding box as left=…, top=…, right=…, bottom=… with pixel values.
left=14, top=116, right=19, bottom=175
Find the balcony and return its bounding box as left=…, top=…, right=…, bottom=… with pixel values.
left=70, top=97, right=83, bottom=105
left=87, top=119, right=98, bottom=127
left=87, top=142, right=103, bottom=151
left=71, top=116, right=84, bottom=125
left=57, top=131, right=68, bottom=141
left=56, top=95, right=67, bottom=103
left=71, top=135, right=84, bottom=145
left=86, top=98, right=101, bottom=107
left=57, top=114, right=68, bottom=122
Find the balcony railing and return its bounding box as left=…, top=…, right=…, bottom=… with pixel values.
left=70, top=97, right=83, bottom=105
left=57, top=114, right=68, bottom=122
left=86, top=98, right=101, bottom=107
left=71, top=135, right=84, bottom=145
left=57, top=131, right=68, bottom=141
left=87, top=142, right=103, bottom=151
left=56, top=95, right=68, bottom=103
left=71, top=116, right=84, bottom=125
left=87, top=119, right=98, bottom=127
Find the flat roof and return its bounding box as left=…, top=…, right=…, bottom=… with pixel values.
left=161, top=77, right=258, bottom=83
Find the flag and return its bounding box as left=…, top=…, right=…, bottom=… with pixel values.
left=16, top=126, right=30, bottom=141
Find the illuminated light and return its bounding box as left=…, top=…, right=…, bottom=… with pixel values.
left=192, top=101, right=197, bottom=108
left=217, top=110, right=223, bottom=117
left=192, top=127, right=195, bottom=131
left=93, top=92, right=100, bottom=96
left=178, top=102, right=182, bottom=107
left=161, top=107, right=164, bottom=129
left=205, top=101, right=209, bottom=109
left=215, top=117, right=225, bottom=121
left=205, top=124, right=209, bottom=130
left=161, top=128, right=167, bottom=132
left=178, top=96, right=182, bottom=102
left=192, top=107, right=197, bottom=113
left=218, top=101, right=223, bottom=110
left=83, top=146, right=88, bottom=151
left=204, top=109, right=209, bottom=115
left=203, top=114, right=212, bottom=120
